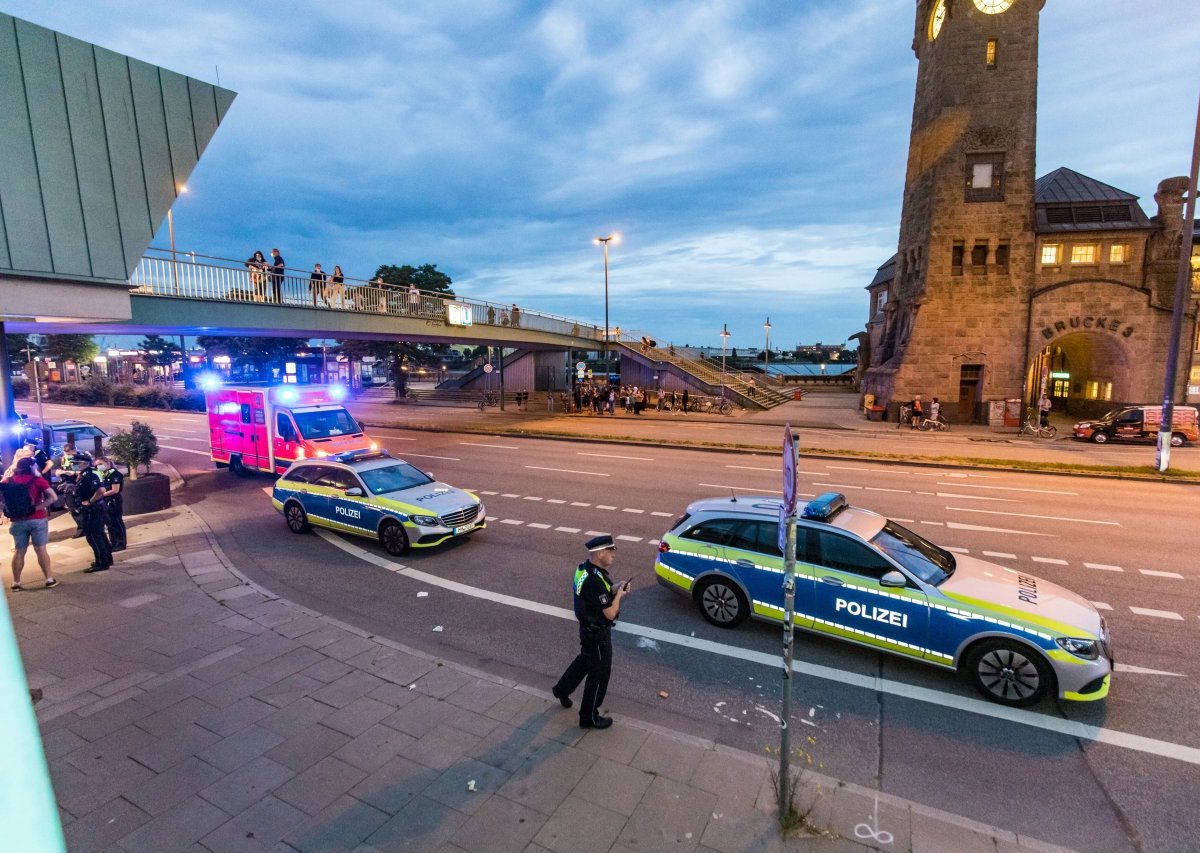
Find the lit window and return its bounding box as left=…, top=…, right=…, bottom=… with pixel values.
left=1041, top=244, right=1061, bottom=265
left=965, top=153, right=1005, bottom=202
left=986, top=39, right=997, bottom=69
left=1109, top=244, right=1128, bottom=264
left=1070, top=244, right=1097, bottom=264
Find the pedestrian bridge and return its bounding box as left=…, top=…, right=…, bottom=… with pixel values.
left=14, top=248, right=603, bottom=350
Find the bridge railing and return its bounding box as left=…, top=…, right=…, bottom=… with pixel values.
left=131, top=249, right=601, bottom=341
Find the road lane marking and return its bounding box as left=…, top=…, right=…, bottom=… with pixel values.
left=948, top=507, right=1119, bottom=526
left=651, top=511, right=674, bottom=517
left=522, top=496, right=542, bottom=501
left=616, top=535, right=643, bottom=543
left=935, top=483, right=1079, bottom=495
left=622, top=508, right=644, bottom=514
left=814, top=483, right=861, bottom=490
left=1140, top=570, right=1184, bottom=579
left=578, top=452, right=655, bottom=461
left=460, top=442, right=519, bottom=449
left=1129, top=607, right=1183, bottom=620
left=526, top=466, right=609, bottom=477
left=499, top=519, right=524, bottom=526
left=698, top=483, right=788, bottom=495
left=945, top=547, right=969, bottom=554
left=314, top=528, right=1200, bottom=768
left=158, top=445, right=212, bottom=456
left=479, top=491, right=499, bottom=495
left=935, top=492, right=1017, bottom=502
left=864, top=487, right=910, bottom=494
left=585, top=530, right=607, bottom=536
left=527, top=523, right=552, bottom=530
left=571, top=502, right=591, bottom=507
left=945, top=522, right=1053, bottom=537
left=1116, top=664, right=1186, bottom=677
left=555, top=526, right=580, bottom=533
left=981, top=551, right=1016, bottom=560
left=1031, top=557, right=1069, bottom=565
left=546, top=499, right=566, bottom=504
left=1084, top=563, right=1123, bottom=572
left=596, top=505, right=617, bottom=510
left=1091, top=602, right=1112, bottom=610
left=401, top=452, right=461, bottom=461
left=155, top=435, right=205, bottom=442
left=169, top=417, right=197, bottom=421
left=501, top=493, right=520, bottom=498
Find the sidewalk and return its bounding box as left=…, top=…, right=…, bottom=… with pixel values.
left=7, top=503, right=1076, bottom=851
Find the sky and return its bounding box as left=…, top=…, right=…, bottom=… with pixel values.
left=7, top=1, right=1199, bottom=351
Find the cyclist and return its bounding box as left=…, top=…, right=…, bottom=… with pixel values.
left=1039, top=394, right=1052, bottom=428
left=929, top=397, right=941, bottom=424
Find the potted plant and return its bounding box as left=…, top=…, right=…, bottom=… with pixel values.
left=107, top=420, right=170, bottom=514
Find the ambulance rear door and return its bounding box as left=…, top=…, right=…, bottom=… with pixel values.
left=237, top=389, right=271, bottom=471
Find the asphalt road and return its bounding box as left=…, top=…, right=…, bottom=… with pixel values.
left=22, top=402, right=1200, bottom=852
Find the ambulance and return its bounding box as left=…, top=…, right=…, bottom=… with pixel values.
left=205, top=383, right=377, bottom=475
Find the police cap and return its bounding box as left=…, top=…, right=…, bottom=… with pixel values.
left=585, top=534, right=616, bottom=552
left=72, top=453, right=94, bottom=465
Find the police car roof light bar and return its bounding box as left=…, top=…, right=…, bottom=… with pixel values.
left=801, top=492, right=847, bottom=521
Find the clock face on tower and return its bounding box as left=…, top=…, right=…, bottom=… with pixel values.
left=929, top=0, right=948, bottom=40
left=973, top=0, right=1015, bottom=12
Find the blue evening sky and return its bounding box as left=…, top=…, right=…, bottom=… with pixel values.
left=8, top=1, right=1199, bottom=351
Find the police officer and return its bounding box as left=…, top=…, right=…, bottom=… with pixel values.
left=58, top=443, right=89, bottom=537
left=552, top=534, right=630, bottom=729
left=98, top=455, right=126, bottom=551
left=72, top=454, right=112, bottom=573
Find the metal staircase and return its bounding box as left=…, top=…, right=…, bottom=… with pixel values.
left=612, top=336, right=792, bottom=409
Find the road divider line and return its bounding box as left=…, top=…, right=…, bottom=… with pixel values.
left=1091, top=602, right=1112, bottom=610
left=981, top=551, right=1016, bottom=560
left=1140, top=570, right=1184, bottom=579
left=158, top=445, right=212, bottom=456
left=555, top=527, right=581, bottom=533
left=499, top=519, right=524, bottom=526
left=526, top=466, right=609, bottom=477
left=935, top=483, right=1078, bottom=496
left=596, top=505, right=616, bottom=510
left=934, top=492, right=1017, bottom=502
left=864, top=487, right=910, bottom=494
left=616, top=535, right=643, bottom=543
left=1084, top=562, right=1123, bottom=572
left=698, top=483, right=788, bottom=495
left=1031, top=557, right=1068, bottom=565
left=622, top=508, right=645, bottom=514
left=401, top=453, right=461, bottom=461
left=948, top=507, right=1119, bottom=526
left=945, top=522, right=1054, bottom=537
left=1129, top=607, right=1183, bottom=621
left=577, top=452, right=655, bottom=461
left=312, top=528, right=1200, bottom=769
left=522, top=496, right=542, bottom=501
left=546, top=499, right=566, bottom=505
left=460, top=442, right=519, bottom=450
left=527, top=523, right=552, bottom=530
left=650, top=511, right=674, bottom=517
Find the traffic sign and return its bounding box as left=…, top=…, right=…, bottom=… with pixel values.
left=483, top=364, right=494, bottom=374
left=575, top=361, right=586, bottom=371
left=782, top=424, right=797, bottom=514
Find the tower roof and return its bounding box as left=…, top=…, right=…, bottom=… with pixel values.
left=1035, top=167, right=1151, bottom=232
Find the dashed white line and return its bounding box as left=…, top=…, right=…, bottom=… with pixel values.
left=935, top=482, right=1079, bottom=496
left=571, top=502, right=591, bottom=507
left=698, top=483, right=785, bottom=495
left=527, top=523, right=552, bottom=530
left=622, top=508, right=644, bottom=514
left=479, top=490, right=499, bottom=495
left=401, top=452, right=460, bottom=461
left=650, top=511, right=674, bottom=517
left=546, top=499, right=566, bottom=505
left=1084, top=562, right=1123, bottom=572
left=1092, top=602, right=1113, bottom=611
left=596, top=504, right=617, bottom=510
left=982, top=551, right=1016, bottom=560
left=945, top=522, right=1053, bottom=537
left=919, top=521, right=945, bottom=526
left=864, top=487, right=910, bottom=494
left=499, top=519, right=524, bottom=526
left=577, top=452, right=655, bottom=461
left=616, top=534, right=643, bottom=543
left=945, top=547, right=970, bottom=554
left=935, top=492, right=1017, bottom=503
left=814, top=483, right=861, bottom=491
left=522, top=496, right=542, bottom=501
left=459, top=442, right=519, bottom=450
left=501, top=493, right=520, bottom=498
left=948, top=507, right=1119, bottom=526
left=555, top=526, right=581, bottom=533
left=158, top=445, right=212, bottom=456
left=585, top=530, right=607, bottom=537
left=1031, top=557, right=1068, bottom=565
left=526, top=466, right=609, bottom=477
left=1139, top=570, right=1184, bottom=579
left=1130, top=607, right=1183, bottom=621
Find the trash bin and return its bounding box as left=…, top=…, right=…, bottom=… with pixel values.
left=793, top=390, right=804, bottom=401
left=1003, top=398, right=1022, bottom=427
left=867, top=405, right=886, bottom=422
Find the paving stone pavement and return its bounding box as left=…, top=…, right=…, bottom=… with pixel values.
left=4, top=505, right=1078, bottom=852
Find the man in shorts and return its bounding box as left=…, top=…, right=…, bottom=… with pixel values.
left=2, top=456, right=58, bottom=591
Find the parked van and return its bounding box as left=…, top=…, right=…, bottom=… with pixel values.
left=1072, top=405, right=1199, bottom=447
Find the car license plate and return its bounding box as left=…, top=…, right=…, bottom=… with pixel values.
left=453, top=522, right=476, bottom=536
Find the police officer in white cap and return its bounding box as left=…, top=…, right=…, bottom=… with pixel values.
left=552, top=533, right=630, bottom=729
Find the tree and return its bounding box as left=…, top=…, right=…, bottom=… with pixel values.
left=373, top=264, right=455, bottom=297
left=43, top=334, right=97, bottom=382
left=139, top=335, right=180, bottom=369
left=4, top=334, right=37, bottom=373
left=107, top=420, right=159, bottom=480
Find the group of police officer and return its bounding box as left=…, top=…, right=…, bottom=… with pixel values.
left=54, top=444, right=126, bottom=572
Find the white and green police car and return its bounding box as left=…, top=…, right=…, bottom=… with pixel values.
left=655, top=492, right=1112, bottom=707
left=271, top=451, right=485, bottom=556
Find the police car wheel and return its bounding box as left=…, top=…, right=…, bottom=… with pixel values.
left=284, top=501, right=310, bottom=534
left=966, top=640, right=1053, bottom=707
left=1090, top=431, right=1109, bottom=444
left=1170, top=432, right=1185, bottom=447
left=380, top=520, right=409, bottom=556
left=696, top=578, right=749, bottom=628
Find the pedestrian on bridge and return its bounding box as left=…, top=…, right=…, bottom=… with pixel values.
left=552, top=534, right=629, bottom=729
left=309, top=264, right=326, bottom=307
left=408, top=283, right=420, bottom=315
left=244, top=251, right=268, bottom=301
left=510, top=304, right=521, bottom=328
left=269, top=249, right=285, bottom=303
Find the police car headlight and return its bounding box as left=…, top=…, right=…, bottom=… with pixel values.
left=1055, top=637, right=1099, bottom=660
left=411, top=514, right=439, bottom=526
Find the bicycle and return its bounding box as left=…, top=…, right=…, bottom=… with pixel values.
left=1018, top=408, right=1056, bottom=438
left=918, top=414, right=949, bottom=432
left=478, top=390, right=498, bottom=411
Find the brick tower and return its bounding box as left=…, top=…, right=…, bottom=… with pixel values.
left=864, top=0, right=1044, bottom=421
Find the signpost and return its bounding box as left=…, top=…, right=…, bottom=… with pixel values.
left=778, top=425, right=799, bottom=822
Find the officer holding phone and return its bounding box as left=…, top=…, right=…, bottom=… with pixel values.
left=552, top=534, right=629, bottom=729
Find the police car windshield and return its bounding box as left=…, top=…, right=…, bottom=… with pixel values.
left=293, top=409, right=362, bottom=439
left=869, top=521, right=955, bottom=585
left=358, top=463, right=433, bottom=495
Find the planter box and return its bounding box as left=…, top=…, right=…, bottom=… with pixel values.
left=122, top=471, right=171, bottom=516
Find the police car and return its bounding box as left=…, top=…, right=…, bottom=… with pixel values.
left=271, top=450, right=485, bottom=556
left=655, top=493, right=1112, bottom=707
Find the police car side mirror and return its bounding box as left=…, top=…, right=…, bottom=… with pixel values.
left=879, top=570, right=907, bottom=588
left=345, top=487, right=364, bottom=497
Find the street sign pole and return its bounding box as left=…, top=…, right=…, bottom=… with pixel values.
left=778, top=425, right=799, bottom=822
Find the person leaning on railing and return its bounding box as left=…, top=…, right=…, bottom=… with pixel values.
left=244, top=250, right=268, bottom=301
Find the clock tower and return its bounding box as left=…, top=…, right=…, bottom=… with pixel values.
left=865, top=0, right=1044, bottom=421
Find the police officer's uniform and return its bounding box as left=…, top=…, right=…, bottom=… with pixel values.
left=552, top=534, right=622, bottom=729
left=101, top=464, right=126, bottom=550
left=73, top=456, right=112, bottom=572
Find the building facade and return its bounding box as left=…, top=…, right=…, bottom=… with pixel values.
left=862, top=0, right=1199, bottom=422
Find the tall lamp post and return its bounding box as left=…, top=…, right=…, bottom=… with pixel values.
left=720, top=323, right=731, bottom=399
left=763, top=317, right=772, bottom=369
left=167, top=184, right=188, bottom=295
left=594, top=234, right=619, bottom=376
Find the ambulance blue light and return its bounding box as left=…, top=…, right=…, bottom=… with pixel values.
left=801, top=492, right=848, bottom=521
left=328, top=385, right=347, bottom=400
left=275, top=387, right=299, bottom=404
left=198, top=373, right=222, bottom=392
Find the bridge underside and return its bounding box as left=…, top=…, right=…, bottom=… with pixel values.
left=6, top=295, right=596, bottom=351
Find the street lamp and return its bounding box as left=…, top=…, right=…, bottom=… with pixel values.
left=720, top=323, right=731, bottom=399
left=167, top=184, right=188, bottom=295
left=763, top=317, right=772, bottom=369
left=594, top=234, right=619, bottom=373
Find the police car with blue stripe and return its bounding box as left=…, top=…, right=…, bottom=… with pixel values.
left=272, top=450, right=485, bottom=556
left=655, top=492, right=1112, bottom=707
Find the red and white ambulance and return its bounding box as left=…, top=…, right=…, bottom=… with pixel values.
left=205, top=384, right=377, bottom=475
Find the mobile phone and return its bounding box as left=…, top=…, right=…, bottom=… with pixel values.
left=621, top=578, right=632, bottom=591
